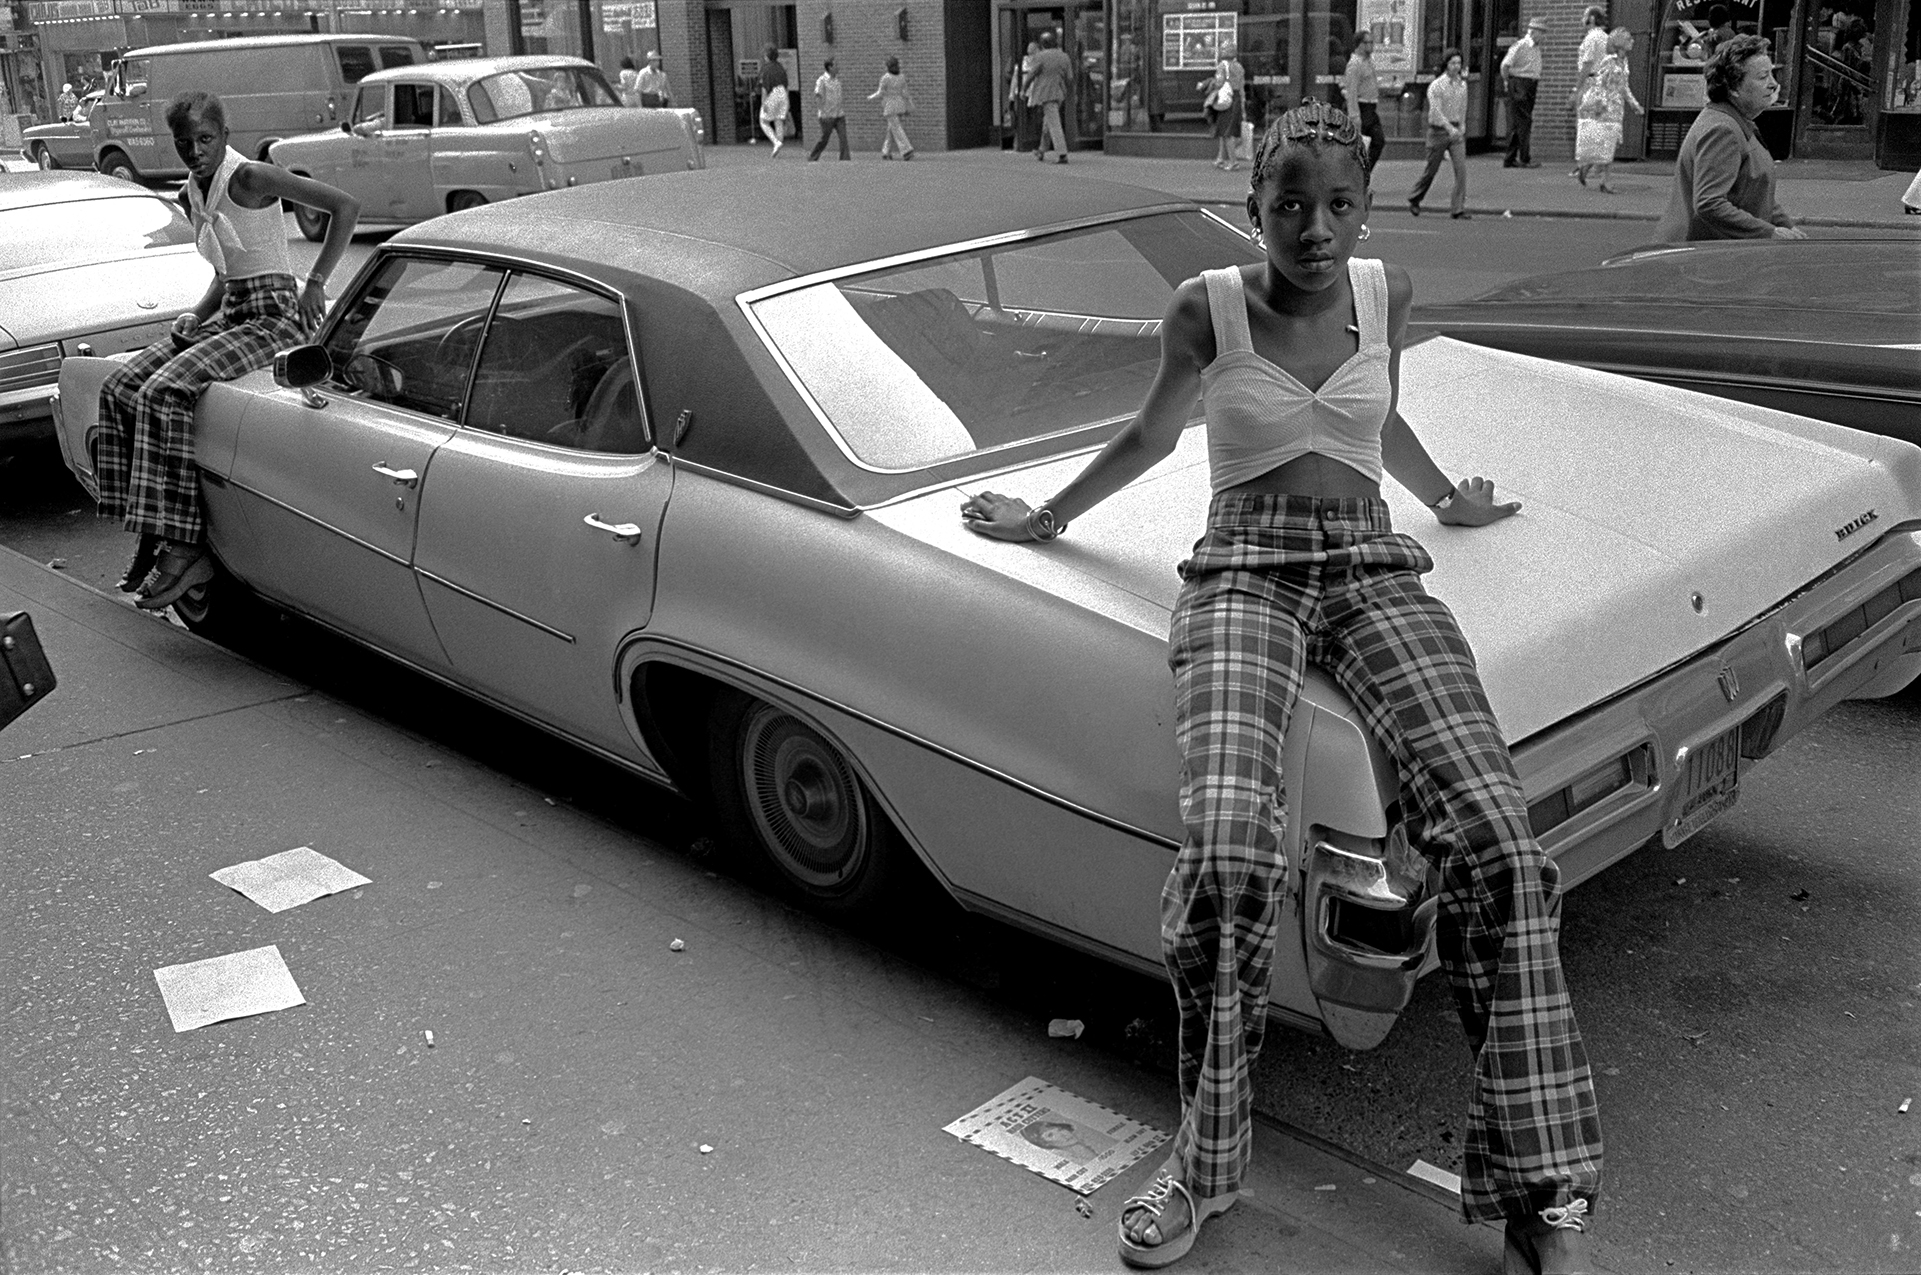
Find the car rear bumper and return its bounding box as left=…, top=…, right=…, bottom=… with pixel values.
left=1516, top=524, right=1921, bottom=888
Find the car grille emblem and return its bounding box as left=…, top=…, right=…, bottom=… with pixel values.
left=1717, top=663, right=1741, bottom=703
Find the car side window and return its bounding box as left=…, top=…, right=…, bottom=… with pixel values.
left=436, top=87, right=463, bottom=127
left=378, top=44, right=417, bottom=69
left=336, top=45, right=377, bottom=85
left=321, top=256, right=505, bottom=422
left=463, top=272, right=646, bottom=455
left=391, top=83, right=434, bottom=129
left=351, top=84, right=386, bottom=130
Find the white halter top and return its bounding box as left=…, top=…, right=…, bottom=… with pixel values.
left=186, top=147, right=295, bottom=282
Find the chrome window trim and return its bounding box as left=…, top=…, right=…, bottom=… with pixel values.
left=225, top=476, right=410, bottom=567
left=668, top=457, right=857, bottom=518
left=319, top=251, right=507, bottom=425
left=338, top=243, right=658, bottom=451
left=415, top=566, right=575, bottom=643
left=733, top=204, right=1202, bottom=477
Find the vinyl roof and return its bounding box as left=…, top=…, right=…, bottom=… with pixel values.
left=358, top=54, right=595, bottom=87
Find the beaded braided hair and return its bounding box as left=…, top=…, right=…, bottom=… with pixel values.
left=1247, top=98, right=1369, bottom=234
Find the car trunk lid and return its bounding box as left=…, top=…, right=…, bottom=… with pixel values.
left=530, top=108, right=681, bottom=178
left=870, top=338, right=1921, bottom=744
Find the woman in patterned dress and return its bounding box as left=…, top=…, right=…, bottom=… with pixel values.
left=1574, top=28, right=1644, bottom=192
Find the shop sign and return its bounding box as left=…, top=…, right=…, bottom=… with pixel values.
left=633, top=0, right=653, bottom=26
left=519, top=0, right=544, bottom=37
left=1162, top=10, right=1236, bottom=71
left=600, top=0, right=627, bottom=33
left=1357, top=0, right=1417, bottom=87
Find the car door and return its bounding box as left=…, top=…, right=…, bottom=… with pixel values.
left=380, top=81, right=437, bottom=219
left=343, top=83, right=392, bottom=211
left=226, top=253, right=506, bottom=669
left=411, top=268, right=671, bottom=760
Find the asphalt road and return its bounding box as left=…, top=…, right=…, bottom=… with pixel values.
left=4, top=217, right=1918, bottom=1271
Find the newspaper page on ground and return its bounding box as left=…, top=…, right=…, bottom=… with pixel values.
left=943, top=1076, right=1168, bottom=1194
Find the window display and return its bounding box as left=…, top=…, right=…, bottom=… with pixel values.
left=1889, top=0, right=1921, bottom=112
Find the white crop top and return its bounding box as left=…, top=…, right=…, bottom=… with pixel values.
left=186, top=147, right=295, bottom=283
left=1198, top=258, right=1393, bottom=493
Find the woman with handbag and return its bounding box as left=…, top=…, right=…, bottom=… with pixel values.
left=1573, top=28, right=1643, bottom=192
left=1198, top=49, right=1244, bottom=170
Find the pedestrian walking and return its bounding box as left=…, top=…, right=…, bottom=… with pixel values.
left=57, top=82, right=79, bottom=120
left=1028, top=30, right=1074, bottom=163
left=758, top=46, right=791, bottom=155
left=960, top=97, right=1602, bottom=1275
left=808, top=57, right=850, bottom=161
left=93, top=90, right=359, bottom=609
left=1342, top=31, right=1386, bottom=178
left=616, top=55, right=641, bottom=107
left=1199, top=44, right=1245, bottom=170
left=1574, top=28, right=1643, bottom=191
left=636, top=49, right=672, bottom=107
left=869, top=57, right=915, bottom=160
left=1655, top=35, right=1805, bottom=239
left=1009, top=41, right=1039, bottom=152
left=1408, top=49, right=1471, bottom=218
left=1569, top=3, right=1610, bottom=180
left=1500, top=16, right=1546, bottom=167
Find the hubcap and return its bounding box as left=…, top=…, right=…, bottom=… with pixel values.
left=741, top=706, right=867, bottom=892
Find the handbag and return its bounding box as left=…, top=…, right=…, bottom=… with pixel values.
left=1208, top=81, right=1234, bottom=112
left=0, top=611, right=57, bottom=732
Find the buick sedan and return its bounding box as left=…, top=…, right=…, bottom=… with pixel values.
left=268, top=54, right=704, bottom=240
left=3, top=173, right=213, bottom=454
left=52, top=169, right=1921, bottom=1050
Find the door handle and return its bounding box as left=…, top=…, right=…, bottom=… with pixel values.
left=583, top=512, right=643, bottom=545
left=372, top=462, right=418, bottom=488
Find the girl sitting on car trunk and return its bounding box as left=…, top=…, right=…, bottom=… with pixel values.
left=961, top=99, right=1603, bottom=1273
left=92, top=90, right=359, bottom=610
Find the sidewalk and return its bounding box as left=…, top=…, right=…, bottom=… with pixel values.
left=704, top=140, right=1920, bottom=229
left=0, top=547, right=1555, bottom=1273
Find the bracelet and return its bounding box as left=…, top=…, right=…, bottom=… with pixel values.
left=1026, top=506, right=1066, bottom=541
left=305, top=273, right=328, bottom=288
left=1427, top=483, right=1456, bottom=509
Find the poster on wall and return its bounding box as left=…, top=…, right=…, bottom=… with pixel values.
left=1660, top=72, right=1707, bottom=107
left=1163, top=11, right=1240, bottom=71
left=1357, top=0, right=1419, bottom=86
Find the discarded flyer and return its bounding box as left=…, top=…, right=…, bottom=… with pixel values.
left=943, top=1076, right=1167, bottom=1195
left=210, top=846, right=371, bottom=913
left=1407, top=1158, right=1462, bottom=1195
left=153, top=945, right=306, bottom=1033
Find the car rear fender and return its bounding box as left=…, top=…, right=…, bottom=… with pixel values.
left=55, top=354, right=257, bottom=499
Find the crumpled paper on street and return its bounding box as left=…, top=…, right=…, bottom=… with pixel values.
left=943, top=1076, right=1167, bottom=1194
left=210, top=846, right=370, bottom=913
left=153, top=944, right=306, bottom=1032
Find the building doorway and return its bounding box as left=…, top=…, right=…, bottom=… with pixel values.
left=705, top=1, right=799, bottom=145
left=1794, top=0, right=1877, bottom=157
left=994, top=2, right=1104, bottom=150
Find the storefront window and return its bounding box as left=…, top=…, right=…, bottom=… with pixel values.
left=1889, top=0, right=1921, bottom=112
left=1654, top=0, right=1794, bottom=114
left=1807, top=2, right=1875, bottom=125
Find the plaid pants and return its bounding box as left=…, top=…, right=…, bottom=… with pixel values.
left=94, top=274, right=304, bottom=544
left=1163, top=493, right=1603, bottom=1223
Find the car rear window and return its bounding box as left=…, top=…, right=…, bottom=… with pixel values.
left=1, top=195, right=196, bottom=271
left=749, top=210, right=1258, bottom=471
left=466, top=65, right=621, bottom=122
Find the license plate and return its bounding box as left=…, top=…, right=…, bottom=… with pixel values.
left=1665, top=723, right=1740, bottom=846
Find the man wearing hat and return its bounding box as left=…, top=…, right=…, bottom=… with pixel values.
left=1500, top=15, right=1547, bottom=167
left=636, top=49, right=672, bottom=108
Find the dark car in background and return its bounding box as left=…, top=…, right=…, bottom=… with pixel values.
left=20, top=90, right=103, bottom=170
left=1410, top=239, right=1921, bottom=446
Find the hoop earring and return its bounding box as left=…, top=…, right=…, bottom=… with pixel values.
left=1359, top=224, right=1371, bottom=241
left=1250, top=227, right=1265, bottom=249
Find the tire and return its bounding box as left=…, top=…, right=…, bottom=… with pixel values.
left=99, top=151, right=137, bottom=182
left=447, top=191, right=486, bottom=213
left=707, top=689, right=905, bottom=916
left=293, top=203, right=329, bottom=243
left=170, top=553, right=272, bottom=647
left=33, top=144, right=58, bottom=170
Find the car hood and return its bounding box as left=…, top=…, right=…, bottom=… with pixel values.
left=869, top=338, right=1921, bottom=745
left=0, top=250, right=212, bottom=345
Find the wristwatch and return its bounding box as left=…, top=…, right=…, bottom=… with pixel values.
left=1427, top=484, right=1457, bottom=510
left=1027, top=506, right=1066, bottom=541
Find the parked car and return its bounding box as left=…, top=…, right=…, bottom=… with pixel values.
left=89, top=33, right=426, bottom=183
left=20, top=90, right=103, bottom=170
left=1410, top=238, right=1921, bottom=446
left=50, top=169, right=1921, bottom=1051
left=2, top=173, right=212, bottom=454
left=268, top=55, right=705, bottom=240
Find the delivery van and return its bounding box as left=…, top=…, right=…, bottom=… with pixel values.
left=90, top=34, right=426, bottom=182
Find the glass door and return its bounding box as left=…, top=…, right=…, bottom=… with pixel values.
left=1072, top=3, right=1106, bottom=146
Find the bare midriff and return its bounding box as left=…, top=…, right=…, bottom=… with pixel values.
left=1225, top=451, right=1380, bottom=501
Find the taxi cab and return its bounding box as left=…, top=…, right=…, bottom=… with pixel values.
left=268, top=55, right=704, bottom=238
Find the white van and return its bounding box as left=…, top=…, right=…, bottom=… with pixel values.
left=90, top=34, right=426, bottom=182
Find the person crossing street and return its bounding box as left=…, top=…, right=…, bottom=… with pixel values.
left=808, top=58, right=850, bottom=161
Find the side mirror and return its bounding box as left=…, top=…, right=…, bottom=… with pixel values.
left=273, top=344, right=332, bottom=408
left=341, top=121, right=351, bottom=133
left=127, top=83, right=148, bottom=99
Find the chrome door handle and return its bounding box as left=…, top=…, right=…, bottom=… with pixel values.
left=372, top=463, right=418, bottom=488
left=583, top=512, right=643, bottom=545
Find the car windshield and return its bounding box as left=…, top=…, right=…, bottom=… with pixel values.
left=750, top=210, right=1257, bottom=471
left=1, top=196, right=196, bottom=272
left=466, top=65, right=620, bottom=122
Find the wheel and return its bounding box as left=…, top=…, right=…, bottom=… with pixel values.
left=447, top=191, right=486, bottom=213
left=170, top=552, right=271, bottom=646
left=33, top=144, right=58, bottom=170
left=293, top=203, right=329, bottom=243
left=99, top=151, right=137, bottom=182
left=707, top=690, right=905, bottom=916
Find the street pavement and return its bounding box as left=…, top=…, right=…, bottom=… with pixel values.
left=0, top=545, right=1522, bottom=1272
left=698, top=141, right=1921, bottom=230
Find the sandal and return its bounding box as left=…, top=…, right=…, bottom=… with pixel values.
left=118, top=533, right=161, bottom=594
left=135, top=544, right=215, bottom=611
left=1503, top=1199, right=1591, bottom=1275
left=1117, top=1170, right=1236, bottom=1269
